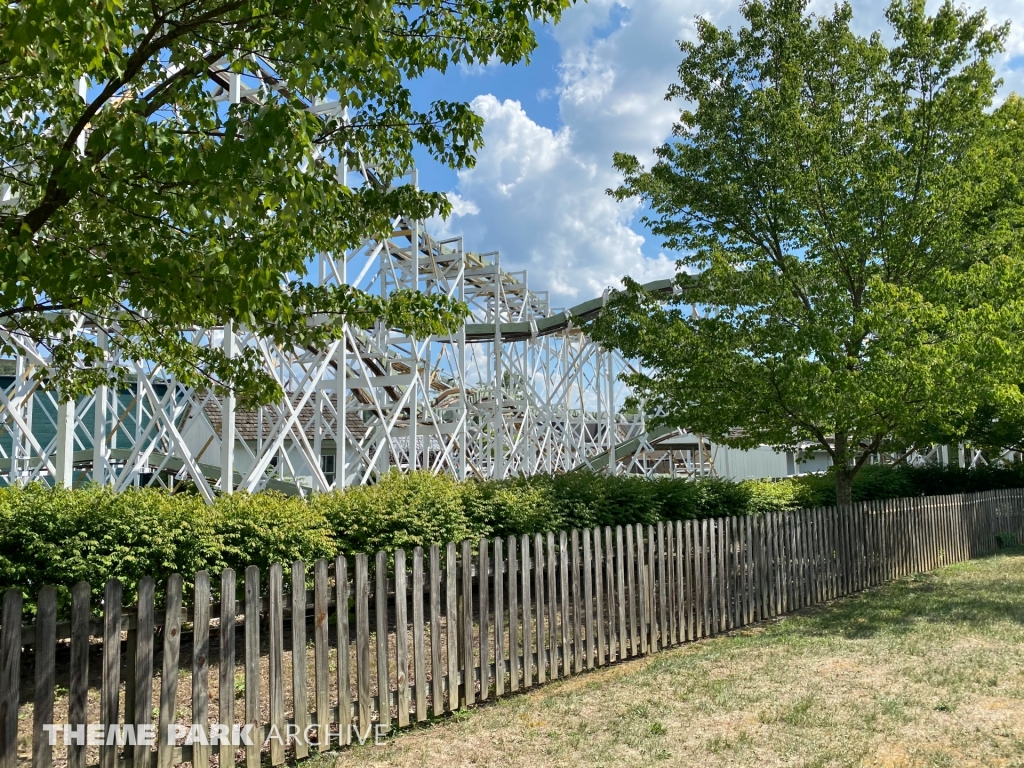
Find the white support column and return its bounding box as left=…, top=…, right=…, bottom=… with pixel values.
left=220, top=320, right=236, bottom=493
left=457, top=243, right=467, bottom=481
left=606, top=348, right=616, bottom=476
left=55, top=395, right=75, bottom=488
left=92, top=331, right=109, bottom=485
left=11, top=357, right=27, bottom=485
left=338, top=335, right=347, bottom=488
left=409, top=210, right=419, bottom=472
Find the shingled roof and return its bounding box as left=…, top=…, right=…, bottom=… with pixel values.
left=200, top=395, right=370, bottom=443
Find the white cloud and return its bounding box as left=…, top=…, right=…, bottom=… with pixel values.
left=441, top=94, right=672, bottom=305
left=438, top=0, right=1024, bottom=307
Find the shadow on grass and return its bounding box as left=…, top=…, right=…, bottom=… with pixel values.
left=769, top=548, right=1024, bottom=641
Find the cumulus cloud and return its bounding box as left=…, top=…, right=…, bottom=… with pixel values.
left=438, top=0, right=1024, bottom=307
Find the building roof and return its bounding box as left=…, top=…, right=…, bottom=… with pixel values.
left=200, top=395, right=369, bottom=443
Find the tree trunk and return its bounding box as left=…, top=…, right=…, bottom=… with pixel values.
left=835, top=467, right=854, bottom=507
left=833, top=431, right=854, bottom=507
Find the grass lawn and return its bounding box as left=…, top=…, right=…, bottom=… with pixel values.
left=321, top=547, right=1024, bottom=768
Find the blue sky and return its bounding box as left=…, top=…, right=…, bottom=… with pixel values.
left=404, top=0, right=1024, bottom=309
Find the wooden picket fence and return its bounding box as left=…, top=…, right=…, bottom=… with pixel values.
left=2, top=489, right=1024, bottom=768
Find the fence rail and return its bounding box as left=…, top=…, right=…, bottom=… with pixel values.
left=2, top=489, right=1024, bottom=768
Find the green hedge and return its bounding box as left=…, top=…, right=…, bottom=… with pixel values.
left=3, top=462, right=1022, bottom=613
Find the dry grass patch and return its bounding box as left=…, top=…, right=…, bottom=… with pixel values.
left=311, top=548, right=1024, bottom=768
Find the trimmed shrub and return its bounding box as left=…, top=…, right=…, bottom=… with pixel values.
left=314, top=471, right=487, bottom=556
left=0, top=484, right=220, bottom=613
left=214, top=491, right=336, bottom=574
left=3, top=462, right=1023, bottom=612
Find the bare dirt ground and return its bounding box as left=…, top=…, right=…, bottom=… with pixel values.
left=319, top=548, right=1024, bottom=768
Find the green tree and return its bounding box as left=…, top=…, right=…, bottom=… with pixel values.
left=0, top=0, right=569, bottom=405
left=588, top=0, right=1024, bottom=505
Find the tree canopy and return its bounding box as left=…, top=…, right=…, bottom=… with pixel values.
left=0, top=0, right=569, bottom=405
left=588, top=0, right=1024, bottom=504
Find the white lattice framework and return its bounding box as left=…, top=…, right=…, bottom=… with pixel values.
left=0, top=199, right=693, bottom=498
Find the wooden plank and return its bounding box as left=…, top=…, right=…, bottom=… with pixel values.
left=752, top=515, right=765, bottom=622
left=688, top=520, right=696, bottom=638
left=772, top=512, right=782, bottom=616
left=477, top=540, right=490, bottom=700
left=314, top=560, right=331, bottom=747
left=335, top=556, right=352, bottom=745
left=291, top=561, right=309, bottom=758
left=616, top=526, right=628, bottom=658
left=268, top=564, right=286, bottom=765
left=789, top=510, right=800, bottom=608
left=811, top=507, right=819, bottom=606
left=375, top=551, right=392, bottom=727
left=100, top=579, right=123, bottom=768
left=817, top=508, right=826, bottom=602
left=858, top=503, right=867, bottom=589
left=820, top=507, right=829, bottom=598
left=719, top=519, right=729, bottom=633
left=559, top=531, right=571, bottom=676
left=521, top=535, right=534, bottom=688
left=593, top=528, right=605, bottom=665
left=808, top=508, right=817, bottom=604
left=157, top=575, right=182, bottom=768
left=740, top=516, right=750, bottom=623
left=676, top=521, right=686, bottom=642
left=636, top=524, right=648, bottom=651
left=445, top=542, right=459, bottom=709
left=547, top=531, right=558, bottom=677
left=571, top=531, right=583, bottom=673
left=727, top=516, right=737, bottom=626
left=670, top=521, right=681, bottom=641
left=742, top=515, right=751, bottom=623
left=134, top=581, right=155, bottom=768
left=707, top=519, right=719, bottom=636
left=583, top=529, right=594, bottom=669
left=534, top=533, right=546, bottom=683
left=217, top=571, right=235, bottom=768
left=647, top=524, right=658, bottom=648
left=243, top=566, right=261, bottom=766
left=777, top=511, right=787, bottom=609
left=626, top=525, right=638, bottom=653
left=696, top=521, right=706, bottom=639
left=696, top=519, right=707, bottom=636
left=732, top=515, right=741, bottom=625
left=1, top=589, right=22, bottom=768
left=598, top=528, right=610, bottom=663
left=795, top=510, right=806, bottom=609
left=429, top=545, right=444, bottom=716
left=789, top=511, right=799, bottom=610
left=355, top=554, right=372, bottom=741
left=460, top=540, right=475, bottom=707
left=412, top=548, right=427, bottom=720
left=32, top=587, right=56, bottom=768
left=747, top=515, right=757, bottom=623
left=798, top=507, right=806, bottom=610
left=444, top=544, right=456, bottom=712
left=494, top=538, right=505, bottom=696
left=394, top=549, right=410, bottom=726
left=508, top=537, right=521, bottom=692
left=657, top=522, right=668, bottom=648
left=192, top=571, right=211, bottom=768
left=735, top=516, right=744, bottom=626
